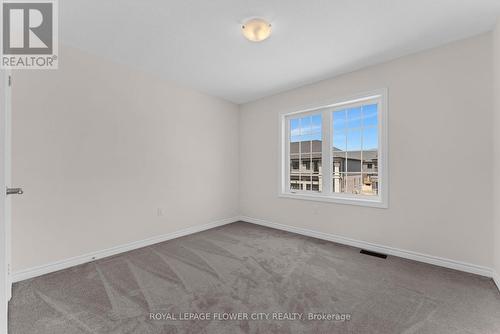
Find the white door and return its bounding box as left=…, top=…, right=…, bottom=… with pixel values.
left=0, top=69, right=13, bottom=333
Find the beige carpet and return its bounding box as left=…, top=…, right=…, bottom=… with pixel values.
left=8, top=222, right=500, bottom=333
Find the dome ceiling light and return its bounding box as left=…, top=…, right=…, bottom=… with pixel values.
left=241, top=18, right=272, bottom=42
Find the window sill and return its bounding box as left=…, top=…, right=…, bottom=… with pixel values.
left=279, top=192, right=388, bottom=208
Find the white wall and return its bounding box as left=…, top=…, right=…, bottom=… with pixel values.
left=493, top=20, right=500, bottom=281
left=240, top=34, right=494, bottom=268
left=11, top=46, right=239, bottom=272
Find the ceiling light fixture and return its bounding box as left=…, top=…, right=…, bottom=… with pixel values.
left=241, top=18, right=272, bottom=42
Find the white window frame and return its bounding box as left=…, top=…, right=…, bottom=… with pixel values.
left=279, top=89, right=388, bottom=208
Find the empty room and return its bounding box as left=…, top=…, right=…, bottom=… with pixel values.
left=1, top=0, right=500, bottom=333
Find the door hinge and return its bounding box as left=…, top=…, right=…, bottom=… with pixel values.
left=8, top=75, right=12, bottom=87
left=7, top=264, right=10, bottom=276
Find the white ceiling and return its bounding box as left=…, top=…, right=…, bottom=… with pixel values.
left=61, top=0, right=500, bottom=104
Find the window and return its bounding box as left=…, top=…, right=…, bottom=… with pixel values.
left=280, top=90, right=388, bottom=208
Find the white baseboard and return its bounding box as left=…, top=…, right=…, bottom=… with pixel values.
left=12, top=217, right=239, bottom=283
left=238, top=216, right=494, bottom=279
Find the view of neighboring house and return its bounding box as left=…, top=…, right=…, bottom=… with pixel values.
left=290, top=140, right=378, bottom=195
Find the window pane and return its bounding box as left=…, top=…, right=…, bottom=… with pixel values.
left=300, top=153, right=311, bottom=172
left=288, top=114, right=322, bottom=193
left=343, top=173, right=363, bottom=194
left=290, top=154, right=299, bottom=172
left=346, top=129, right=362, bottom=151
left=362, top=126, right=378, bottom=150
left=333, top=110, right=346, bottom=131
left=362, top=151, right=378, bottom=173
left=301, top=175, right=311, bottom=191
left=312, top=154, right=322, bottom=192
left=333, top=130, right=346, bottom=151
left=332, top=153, right=345, bottom=170
left=362, top=125, right=378, bottom=176
left=346, top=151, right=362, bottom=173
left=332, top=157, right=344, bottom=193
left=311, top=114, right=322, bottom=135
left=290, top=118, right=299, bottom=137
left=332, top=172, right=343, bottom=193
left=329, top=101, right=382, bottom=197
left=311, top=140, right=322, bottom=154
left=333, top=173, right=363, bottom=194
left=312, top=158, right=321, bottom=173
left=300, top=140, right=310, bottom=154
left=290, top=173, right=300, bottom=190
left=362, top=104, right=378, bottom=127
left=361, top=173, right=378, bottom=196
left=292, top=115, right=323, bottom=141
left=300, top=116, right=312, bottom=136
left=333, top=110, right=347, bottom=167
left=311, top=175, right=321, bottom=192
left=347, top=107, right=362, bottom=129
